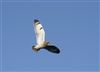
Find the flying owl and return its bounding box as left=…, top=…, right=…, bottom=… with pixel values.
left=32, top=19, right=60, bottom=54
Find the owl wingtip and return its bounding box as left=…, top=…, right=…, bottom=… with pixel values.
left=34, top=19, right=39, bottom=23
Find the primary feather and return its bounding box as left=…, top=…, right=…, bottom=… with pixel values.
left=44, top=45, right=60, bottom=54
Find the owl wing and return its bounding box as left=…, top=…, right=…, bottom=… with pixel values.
left=34, top=19, right=45, bottom=45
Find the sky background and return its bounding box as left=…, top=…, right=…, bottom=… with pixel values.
left=1, top=0, right=99, bottom=72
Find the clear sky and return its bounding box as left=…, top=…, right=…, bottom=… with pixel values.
left=1, top=0, right=99, bottom=72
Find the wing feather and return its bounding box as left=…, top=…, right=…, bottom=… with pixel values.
left=44, top=45, right=60, bottom=54
left=34, top=19, right=45, bottom=45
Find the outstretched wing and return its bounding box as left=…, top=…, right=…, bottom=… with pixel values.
left=44, top=45, right=60, bottom=54
left=34, top=19, right=45, bottom=45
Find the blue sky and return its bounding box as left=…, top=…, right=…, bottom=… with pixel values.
left=1, top=0, right=99, bottom=72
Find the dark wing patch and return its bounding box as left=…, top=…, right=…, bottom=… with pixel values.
left=34, top=19, right=39, bottom=23
left=43, top=45, right=60, bottom=54
left=40, top=27, right=43, bottom=30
